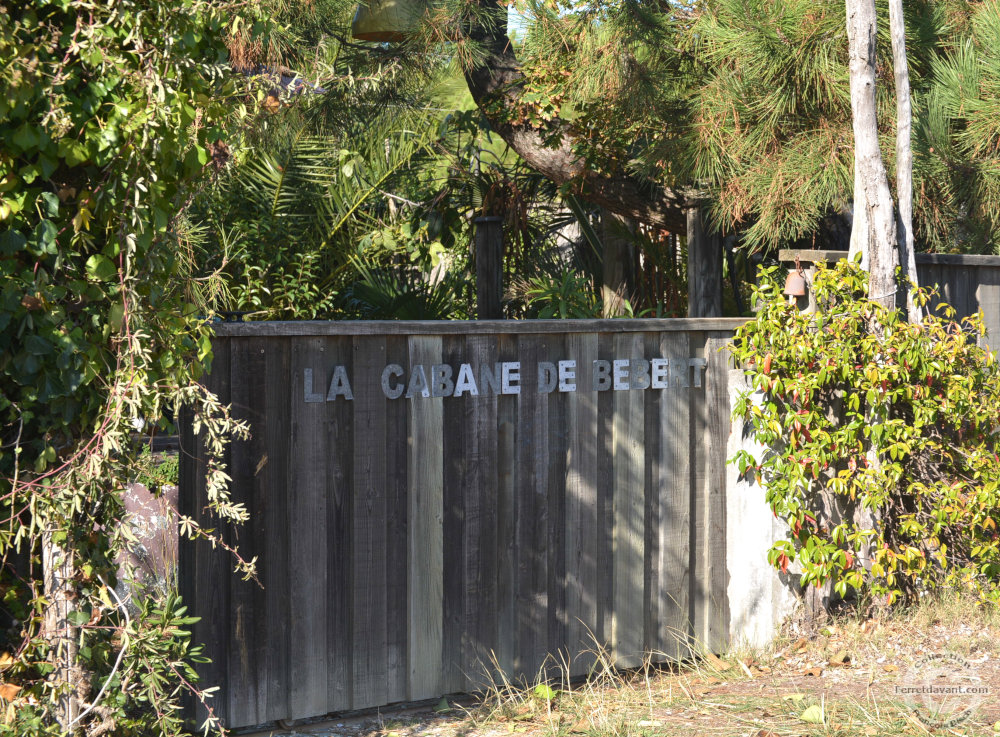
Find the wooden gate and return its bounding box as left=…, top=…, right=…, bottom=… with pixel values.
left=179, top=318, right=746, bottom=729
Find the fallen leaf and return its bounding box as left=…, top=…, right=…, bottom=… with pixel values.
left=0, top=654, right=11, bottom=670
left=753, top=731, right=779, bottom=737
left=705, top=653, right=732, bottom=671
left=783, top=693, right=806, bottom=703
left=0, top=684, right=19, bottom=702
left=802, top=666, right=824, bottom=677
left=433, top=697, right=450, bottom=713
left=792, top=637, right=809, bottom=653
left=882, top=664, right=899, bottom=673
left=569, top=719, right=590, bottom=733
left=800, top=704, right=824, bottom=724
left=828, top=649, right=851, bottom=666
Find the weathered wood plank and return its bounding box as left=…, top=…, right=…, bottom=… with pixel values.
left=977, top=267, right=1000, bottom=353
left=228, top=338, right=262, bottom=725
left=262, top=339, right=291, bottom=723
left=564, top=333, right=599, bottom=669
left=213, top=318, right=750, bottom=338
left=656, top=333, right=692, bottom=660
left=327, top=337, right=355, bottom=712
left=407, top=336, right=444, bottom=701
left=611, top=332, right=645, bottom=668
left=352, top=337, right=389, bottom=707
left=780, top=248, right=1000, bottom=267
left=197, top=339, right=232, bottom=727
left=544, top=335, right=569, bottom=670
left=495, top=334, right=518, bottom=677
left=384, top=335, right=410, bottom=704
left=642, top=332, right=661, bottom=656
left=704, top=335, right=731, bottom=653
left=688, top=333, right=711, bottom=653
left=515, top=335, right=548, bottom=676
left=442, top=336, right=467, bottom=694
left=288, top=337, right=333, bottom=719
left=462, top=335, right=500, bottom=690
left=595, top=334, right=615, bottom=652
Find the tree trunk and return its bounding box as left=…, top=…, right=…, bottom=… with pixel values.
left=601, top=211, right=637, bottom=317
left=888, top=0, right=922, bottom=321
left=846, top=0, right=898, bottom=309
left=462, top=1, right=698, bottom=232
left=42, top=524, right=82, bottom=732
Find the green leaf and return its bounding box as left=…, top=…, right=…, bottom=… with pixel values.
left=800, top=704, right=824, bottom=724
left=86, top=254, right=117, bottom=282
left=533, top=683, right=558, bottom=701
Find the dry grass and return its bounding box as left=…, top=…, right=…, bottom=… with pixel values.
left=266, top=595, right=1000, bottom=737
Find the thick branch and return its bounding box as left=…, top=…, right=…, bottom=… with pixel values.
left=462, top=13, right=697, bottom=232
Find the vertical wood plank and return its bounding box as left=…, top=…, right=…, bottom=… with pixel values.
left=611, top=333, right=644, bottom=668
left=545, top=335, right=569, bottom=670
left=384, top=335, right=410, bottom=704
left=227, top=338, right=262, bottom=725
left=262, top=339, right=291, bottom=723
left=463, top=336, right=500, bottom=689
left=327, top=338, right=355, bottom=712
left=288, top=337, right=333, bottom=719
left=564, top=333, right=599, bottom=670
left=657, top=333, right=692, bottom=660
left=704, top=335, right=731, bottom=653
left=442, top=336, right=467, bottom=694
left=229, top=338, right=272, bottom=723
left=642, top=332, right=661, bottom=656
left=515, top=334, right=548, bottom=676
left=352, top=337, right=389, bottom=708
left=595, top=334, right=615, bottom=651
left=407, top=336, right=444, bottom=701
left=496, top=335, right=518, bottom=677
left=688, top=333, right=712, bottom=653
left=977, top=267, right=1000, bottom=353
left=186, top=338, right=231, bottom=727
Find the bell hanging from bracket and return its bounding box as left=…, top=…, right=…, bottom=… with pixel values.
left=352, top=0, right=426, bottom=42
left=783, top=256, right=807, bottom=302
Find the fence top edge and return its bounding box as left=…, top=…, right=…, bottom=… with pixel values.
left=210, top=317, right=750, bottom=337
left=778, top=248, right=1000, bottom=267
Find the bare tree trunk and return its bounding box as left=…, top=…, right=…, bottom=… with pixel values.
left=847, top=158, right=870, bottom=270
left=846, top=0, right=899, bottom=310
left=888, top=0, right=922, bottom=321
left=42, top=525, right=82, bottom=733
left=601, top=210, right=637, bottom=317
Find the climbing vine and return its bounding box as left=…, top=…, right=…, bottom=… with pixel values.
left=0, top=0, right=262, bottom=733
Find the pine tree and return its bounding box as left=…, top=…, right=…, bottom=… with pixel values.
left=452, top=0, right=1000, bottom=256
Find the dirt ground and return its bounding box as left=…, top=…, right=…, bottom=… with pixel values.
left=240, top=601, right=1000, bottom=737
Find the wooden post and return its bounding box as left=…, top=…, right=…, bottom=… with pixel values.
left=474, top=216, right=504, bottom=319
left=686, top=208, right=722, bottom=318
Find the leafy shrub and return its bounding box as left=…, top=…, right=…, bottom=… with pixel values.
left=730, top=260, right=1000, bottom=604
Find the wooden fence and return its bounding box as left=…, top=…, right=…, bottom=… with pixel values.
left=179, top=318, right=746, bottom=730
left=780, top=250, right=1000, bottom=350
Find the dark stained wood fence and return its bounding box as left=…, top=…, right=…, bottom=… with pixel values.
left=780, top=250, right=1000, bottom=351
left=179, top=318, right=746, bottom=730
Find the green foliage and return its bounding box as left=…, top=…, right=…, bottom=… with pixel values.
left=524, top=270, right=600, bottom=318
left=731, top=260, right=1000, bottom=604
left=0, top=0, right=258, bottom=733
left=134, top=446, right=180, bottom=491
